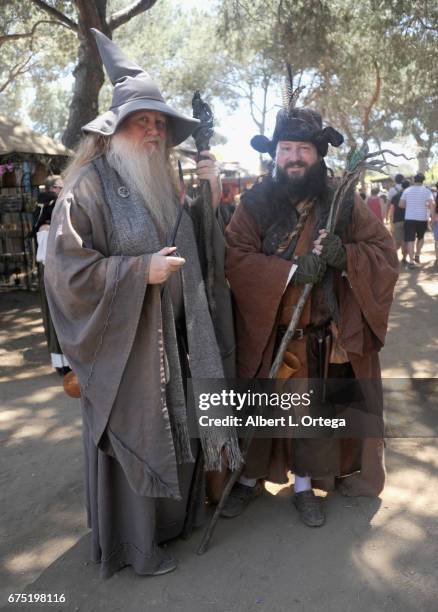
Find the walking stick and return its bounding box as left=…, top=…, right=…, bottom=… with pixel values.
left=178, top=91, right=224, bottom=542
left=197, top=459, right=244, bottom=555
left=197, top=143, right=411, bottom=555
left=161, top=161, right=186, bottom=298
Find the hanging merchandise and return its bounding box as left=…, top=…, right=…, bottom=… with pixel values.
left=0, top=160, right=36, bottom=288
left=14, top=165, right=23, bottom=191
left=22, top=161, right=32, bottom=193
left=0, top=162, right=14, bottom=175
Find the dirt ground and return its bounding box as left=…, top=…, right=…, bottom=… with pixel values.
left=0, top=231, right=437, bottom=612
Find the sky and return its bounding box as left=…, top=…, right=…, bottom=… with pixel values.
left=211, top=101, right=272, bottom=174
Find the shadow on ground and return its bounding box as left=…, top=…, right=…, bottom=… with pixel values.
left=1, top=229, right=437, bottom=612
left=3, top=460, right=438, bottom=612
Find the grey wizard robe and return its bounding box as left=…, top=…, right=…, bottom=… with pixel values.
left=44, top=160, right=239, bottom=578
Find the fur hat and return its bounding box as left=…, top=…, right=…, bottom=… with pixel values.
left=251, top=107, right=344, bottom=158
left=250, top=66, right=344, bottom=159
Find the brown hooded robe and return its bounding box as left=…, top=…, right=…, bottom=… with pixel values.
left=225, top=190, right=399, bottom=494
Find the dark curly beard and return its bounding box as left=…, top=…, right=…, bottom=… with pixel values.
left=240, top=156, right=334, bottom=249
left=271, top=158, right=329, bottom=204
left=240, top=157, right=353, bottom=264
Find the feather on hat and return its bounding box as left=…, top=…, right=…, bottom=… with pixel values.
left=251, top=65, right=344, bottom=158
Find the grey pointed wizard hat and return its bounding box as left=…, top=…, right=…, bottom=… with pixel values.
left=82, top=29, right=199, bottom=146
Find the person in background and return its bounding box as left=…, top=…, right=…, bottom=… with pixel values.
left=389, top=179, right=410, bottom=266
left=379, top=191, right=389, bottom=223
left=29, top=175, right=70, bottom=375
left=387, top=173, right=404, bottom=204
left=400, top=173, right=434, bottom=269
left=366, top=187, right=384, bottom=222
left=219, top=185, right=237, bottom=227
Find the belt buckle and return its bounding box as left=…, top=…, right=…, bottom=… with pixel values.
left=295, top=328, right=304, bottom=340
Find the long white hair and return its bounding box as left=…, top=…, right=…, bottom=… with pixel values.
left=62, top=133, right=110, bottom=191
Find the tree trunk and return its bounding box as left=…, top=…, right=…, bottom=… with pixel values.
left=62, top=0, right=108, bottom=149
left=417, top=152, right=429, bottom=174
left=412, top=130, right=433, bottom=175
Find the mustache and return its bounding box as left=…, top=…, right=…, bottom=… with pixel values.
left=138, top=137, right=166, bottom=155
left=140, top=137, right=164, bottom=148
left=284, top=161, right=308, bottom=170
left=271, top=158, right=328, bottom=204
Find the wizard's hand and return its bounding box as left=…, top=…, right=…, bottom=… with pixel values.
left=149, top=247, right=185, bottom=284
left=294, top=253, right=327, bottom=285
left=196, top=150, right=222, bottom=211
left=318, top=230, right=347, bottom=271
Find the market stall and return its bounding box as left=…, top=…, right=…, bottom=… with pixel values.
left=0, top=115, right=71, bottom=288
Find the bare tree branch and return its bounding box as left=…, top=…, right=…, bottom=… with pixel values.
left=30, top=0, right=78, bottom=31
left=248, top=81, right=263, bottom=132
left=0, top=19, right=71, bottom=47
left=276, top=0, right=284, bottom=25
left=260, top=76, right=270, bottom=134
left=214, top=77, right=250, bottom=99
left=416, top=16, right=438, bottom=31
left=337, top=110, right=356, bottom=147
left=234, top=0, right=266, bottom=24
left=0, top=56, right=33, bottom=94
left=108, top=0, right=159, bottom=31
left=417, top=0, right=438, bottom=31
left=363, top=59, right=381, bottom=141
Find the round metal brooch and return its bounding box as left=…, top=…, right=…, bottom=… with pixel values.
left=117, top=186, right=130, bottom=198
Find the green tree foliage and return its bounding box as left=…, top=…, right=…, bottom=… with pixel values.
left=0, top=1, right=76, bottom=126
left=0, top=0, right=227, bottom=145
left=0, top=0, right=160, bottom=147
left=381, top=1, right=438, bottom=170
left=217, top=0, right=336, bottom=134
left=1, top=0, right=437, bottom=168
left=116, top=0, right=229, bottom=112
left=218, top=0, right=438, bottom=169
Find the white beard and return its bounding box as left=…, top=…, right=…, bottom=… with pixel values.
left=107, top=134, right=178, bottom=235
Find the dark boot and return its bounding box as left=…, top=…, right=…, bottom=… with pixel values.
left=293, top=490, right=325, bottom=527
left=141, top=546, right=177, bottom=576
left=220, top=482, right=262, bottom=518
